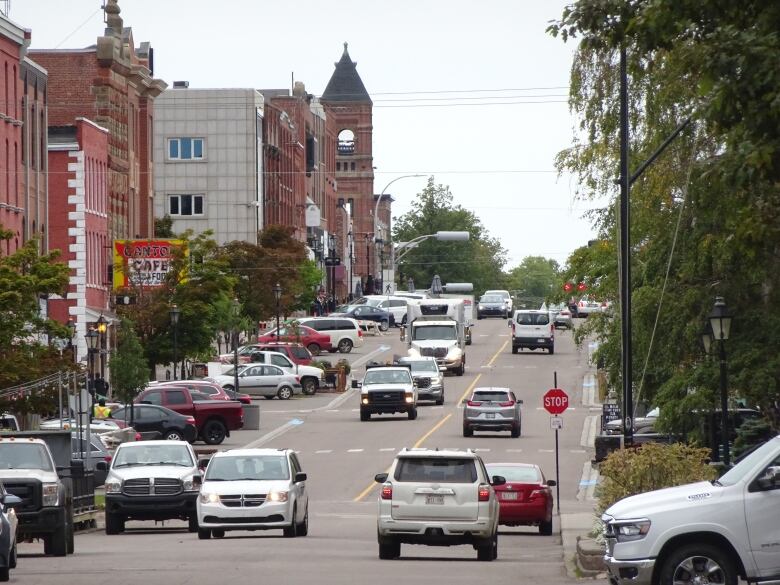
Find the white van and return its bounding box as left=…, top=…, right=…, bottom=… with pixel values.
left=297, top=316, right=365, bottom=353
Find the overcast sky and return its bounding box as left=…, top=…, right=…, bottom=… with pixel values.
left=13, top=0, right=602, bottom=268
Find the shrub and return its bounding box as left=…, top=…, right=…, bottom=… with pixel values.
left=596, top=442, right=716, bottom=515
left=310, top=360, right=332, bottom=371
left=336, top=359, right=351, bottom=375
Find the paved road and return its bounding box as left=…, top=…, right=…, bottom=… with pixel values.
left=15, top=319, right=599, bottom=584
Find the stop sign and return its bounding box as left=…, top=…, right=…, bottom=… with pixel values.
left=543, top=388, right=569, bottom=415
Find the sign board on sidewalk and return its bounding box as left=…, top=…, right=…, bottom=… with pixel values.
left=550, top=416, right=563, bottom=430
left=602, top=403, right=621, bottom=431
left=543, top=388, right=569, bottom=415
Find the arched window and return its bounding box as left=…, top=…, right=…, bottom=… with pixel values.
left=337, top=129, right=355, bottom=154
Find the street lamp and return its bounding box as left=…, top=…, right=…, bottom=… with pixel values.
left=708, top=296, right=733, bottom=467
left=394, top=231, right=470, bottom=272
left=85, top=328, right=99, bottom=405
left=232, top=298, right=240, bottom=393
left=169, top=305, right=180, bottom=381
left=273, top=283, right=283, bottom=337
left=375, top=238, right=384, bottom=294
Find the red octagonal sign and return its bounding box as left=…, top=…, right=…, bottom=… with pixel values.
left=543, top=388, right=569, bottom=415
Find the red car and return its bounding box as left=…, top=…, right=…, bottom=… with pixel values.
left=153, top=381, right=252, bottom=404
left=256, top=324, right=333, bottom=355
left=485, top=463, right=555, bottom=535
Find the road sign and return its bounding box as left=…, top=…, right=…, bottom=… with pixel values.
left=543, top=388, right=569, bottom=415
left=602, top=403, right=621, bottom=430
left=324, top=257, right=341, bottom=266
left=550, top=416, right=563, bottom=430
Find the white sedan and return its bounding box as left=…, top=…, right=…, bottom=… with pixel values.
left=210, top=364, right=303, bottom=400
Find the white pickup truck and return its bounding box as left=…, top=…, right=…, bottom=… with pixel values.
left=602, top=435, right=780, bottom=585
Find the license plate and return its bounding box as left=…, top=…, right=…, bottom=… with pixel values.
left=486, top=413, right=496, bottom=419
left=425, top=494, right=444, bottom=505
left=537, top=338, right=547, bottom=343
left=501, top=492, right=518, bottom=501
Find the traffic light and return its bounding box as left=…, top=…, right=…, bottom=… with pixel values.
left=563, top=282, right=574, bottom=293
left=577, top=282, right=588, bottom=292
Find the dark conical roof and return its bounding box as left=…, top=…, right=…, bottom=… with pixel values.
left=321, top=42, right=372, bottom=104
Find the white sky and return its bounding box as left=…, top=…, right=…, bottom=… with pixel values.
left=12, top=0, right=604, bottom=268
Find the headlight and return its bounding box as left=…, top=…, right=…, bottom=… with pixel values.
left=268, top=490, right=288, bottom=503
left=478, top=305, right=485, bottom=309
left=105, top=480, right=122, bottom=494
left=42, top=483, right=60, bottom=506
left=404, top=392, right=414, bottom=404
left=361, top=393, right=369, bottom=405
left=199, top=492, right=220, bottom=504
left=183, top=475, right=202, bottom=491
left=447, top=348, right=462, bottom=359
left=613, top=519, right=651, bottom=542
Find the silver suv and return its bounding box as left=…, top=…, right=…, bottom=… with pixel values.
left=374, top=448, right=504, bottom=561
left=463, top=387, right=523, bottom=437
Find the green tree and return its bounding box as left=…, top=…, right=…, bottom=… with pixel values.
left=109, top=318, right=149, bottom=405
left=393, top=178, right=507, bottom=293
left=548, top=0, right=780, bottom=431
left=506, top=256, right=561, bottom=299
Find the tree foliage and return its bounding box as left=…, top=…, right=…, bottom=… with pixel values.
left=393, top=178, right=507, bottom=294
left=548, top=0, right=780, bottom=432
left=506, top=256, right=561, bottom=299
left=109, top=318, right=149, bottom=404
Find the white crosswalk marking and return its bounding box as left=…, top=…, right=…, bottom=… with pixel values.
left=347, top=449, right=364, bottom=453
left=379, top=448, right=396, bottom=452
left=315, top=450, right=333, bottom=454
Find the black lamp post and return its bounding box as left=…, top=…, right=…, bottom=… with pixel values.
left=96, top=314, right=108, bottom=386
left=85, top=328, right=99, bottom=410
left=708, top=296, right=733, bottom=467
left=375, top=238, right=384, bottom=294
left=273, top=283, right=283, bottom=336
left=232, top=298, right=240, bottom=393
left=365, top=233, right=372, bottom=291
left=169, top=305, right=180, bottom=380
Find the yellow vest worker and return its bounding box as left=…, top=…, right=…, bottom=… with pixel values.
left=93, top=402, right=112, bottom=419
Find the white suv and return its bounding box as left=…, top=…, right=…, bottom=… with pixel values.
left=373, top=448, right=504, bottom=561
left=296, top=317, right=364, bottom=353
left=511, top=309, right=555, bottom=354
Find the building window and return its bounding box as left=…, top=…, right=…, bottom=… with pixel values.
left=167, top=137, right=204, bottom=160
left=169, top=194, right=204, bottom=216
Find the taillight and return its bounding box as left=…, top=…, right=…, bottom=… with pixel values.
left=358, top=329, right=363, bottom=337
left=135, top=432, right=142, bottom=441
left=511, top=323, right=515, bottom=334
left=185, top=416, right=196, bottom=425
left=467, top=400, right=482, bottom=407
left=295, top=376, right=301, bottom=383
left=478, top=484, right=491, bottom=502
left=498, top=400, right=515, bottom=407
left=104, top=455, right=113, bottom=463
left=530, top=488, right=549, bottom=499
left=381, top=484, right=393, bottom=500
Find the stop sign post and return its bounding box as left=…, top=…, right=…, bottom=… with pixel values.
left=544, top=388, right=569, bottom=415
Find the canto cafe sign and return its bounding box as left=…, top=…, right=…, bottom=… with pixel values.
left=113, top=239, right=187, bottom=289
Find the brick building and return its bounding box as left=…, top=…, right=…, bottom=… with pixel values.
left=20, top=55, right=48, bottom=250
left=30, top=0, right=166, bottom=245
left=321, top=43, right=378, bottom=296
left=47, top=118, right=110, bottom=362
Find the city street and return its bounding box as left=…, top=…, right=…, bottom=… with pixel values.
left=15, top=319, right=598, bottom=584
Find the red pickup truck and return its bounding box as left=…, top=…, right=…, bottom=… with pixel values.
left=135, top=386, right=244, bottom=445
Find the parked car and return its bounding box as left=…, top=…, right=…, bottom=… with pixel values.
left=576, top=296, right=603, bottom=317
left=71, top=432, right=113, bottom=486
left=196, top=448, right=309, bottom=539
left=134, top=386, right=243, bottom=445
left=477, top=294, right=509, bottom=319
left=463, top=387, right=523, bottom=437
left=484, top=463, right=555, bottom=535
left=250, top=342, right=314, bottom=366
left=0, top=482, right=20, bottom=582
left=330, top=304, right=395, bottom=331
left=152, top=380, right=251, bottom=405
left=296, top=316, right=365, bottom=353
left=211, top=364, right=302, bottom=400
left=510, top=309, right=555, bottom=354
left=112, top=404, right=198, bottom=442
left=351, top=295, right=410, bottom=325
left=240, top=350, right=324, bottom=395
left=254, top=325, right=333, bottom=356
left=101, top=440, right=201, bottom=534
left=373, top=448, right=503, bottom=561
left=0, top=414, right=19, bottom=432
left=39, top=417, right=127, bottom=432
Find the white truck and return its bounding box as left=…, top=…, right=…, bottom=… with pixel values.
left=404, top=298, right=467, bottom=376
left=602, top=434, right=780, bottom=585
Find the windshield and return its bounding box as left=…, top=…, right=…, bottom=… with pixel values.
left=364, top=369, right=412, bottom=385
left=221, top=365, right=247, bottom=377
left=113, top=444, right=194, bottom=468
left=485, top=465, right=541, bottom=483
left=404, top=360, right=439, bottom=374
left=718, top=438, right=779, bottom=486
left=412, top=325, right=457, bottom=341
left=0, top=443, right=54, bottom=471
left=206, top=455, right=289, bottom=481
left=480, top=295, right=503, bottom=303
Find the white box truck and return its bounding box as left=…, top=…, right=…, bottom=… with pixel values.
left=404, top=298, right=467, bottom=376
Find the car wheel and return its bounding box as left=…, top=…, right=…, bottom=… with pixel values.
left=360, top=409, right=370, bottom=421
left=163, top=429, right=184, bottom=441
left=188, top=514, right=199, bottom=533
left=9, top=541, right=17, bottom=568
left=463, top=425, right=473, bottom=437
left=549, top=346, right=555, bottom=355
left=212, top=529, right=225, bottom=538
left=50, top=523, right=68, bottom=556
left=105, top=512, right=124, bottom=535
left=511, top=424, right=520, bottom=438
left=408, top=407, right=418, bottom=420
left=302, top=378, right=317, bottom=396
left=67, top=519, right=75, bottom=554
left=512, top=345, right=518, bottom=354
left=198, top=528, right=211, bottom=540
left=296, top=506, right=309, bottom=536
left=0, top=566, right=8, bottom=582
left=283, top=505, right=298, bottom=538
left=539, top=519, right=553, bottom=536
left=477, top=532, right=497, bottom=561
left=379, top=319, right=389, bottom=332
left=202, top=419, right=227, bottom=445
left=277, top=386, right=293, bottom=400
left=435, top=395, right=444, bottom=406
left=306, top=343, right=321, bottom=356
left=658, top=544, right=737, bottom=585
left=457, top=363, right=465, bottom=376
left=378, top=540, right=401, bottom=560
left=401, top=315, right=407, bottom=326
left=223, top=385, right=234, bottom=392
left=338, top=338, right=353, bottom=353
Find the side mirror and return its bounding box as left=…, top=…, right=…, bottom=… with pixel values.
left=295, top=472, right=307, bottom=483
left=491, top=475, right=506, bottom=486
left=95, top=461, right=108, bottom=471
left=439, top=366, right=447, bottom=373
left=518, top=399, right=523, bottom=404
left=547, top=479, right=557, bottom=487
left=2, top=494, right=21, bottom=506
left=198, top=457, right=211, bottom=471
left=412, top=379, right=419, bottom=388
left=374, top=473, right=388, bottom=483
left=351, top=380, right=362, bottom=389
left=193, top=474, right=203, bottom=488
left=507, top=319, right=512, bottom=327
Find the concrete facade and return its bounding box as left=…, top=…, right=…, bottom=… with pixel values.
left=153, top=86, right=264, bottom=245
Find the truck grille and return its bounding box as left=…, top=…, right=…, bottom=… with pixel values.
left=369, top=391, right=404, bottom=405
left=415, top=377, right=432, bottom=389
left=420, top=347, right=447, bottom=358
left=4, top=480, right=40, bottom=513
left=219, top=494, right=266, bottom=507
left=122, top=477, right=183, bottom=496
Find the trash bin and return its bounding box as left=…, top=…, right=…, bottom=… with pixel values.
left=242, top=403, right=260, bottom=431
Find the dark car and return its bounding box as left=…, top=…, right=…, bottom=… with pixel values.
left=72, top=432, right=113, bottom=486
left=0, top=482, right=20, bottom=581
left=477, top=294, right=509, bottom=319
left=112, top=404, right=198, bottom=443
left=330, top=305, right=395, bottom=331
